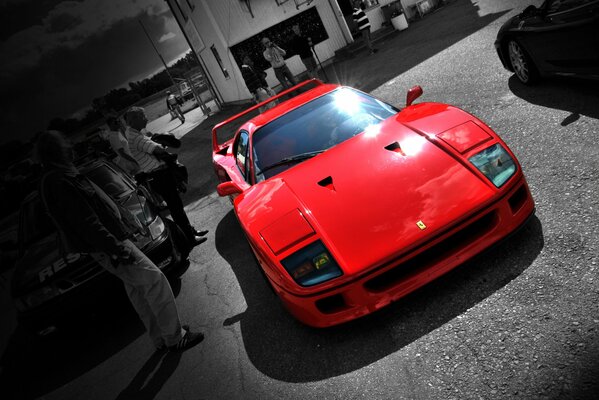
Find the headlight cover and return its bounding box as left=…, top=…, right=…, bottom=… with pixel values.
left=469, top=144, right=516, bottom=187
left=281, top=240, right=343, bottom=287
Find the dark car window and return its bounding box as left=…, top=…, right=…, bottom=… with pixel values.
left=252, top=88, right=398, bottom=181
left=546, top=0, right=591, bottom=13
left=235, top=130, right=250, bottom=180
left=85, top=164, right=133, bottom=199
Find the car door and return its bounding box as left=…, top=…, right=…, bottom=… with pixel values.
left=522, top=0, right=599, bottom=76
left=234, top=130, right=254, bottom=187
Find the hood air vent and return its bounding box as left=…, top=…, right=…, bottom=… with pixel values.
left=385, top=141, right=405, bottom=155
left=318, top=176, right=335, bottom=192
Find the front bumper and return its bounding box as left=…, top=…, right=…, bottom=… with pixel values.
left=274, top=176, right=535, bottom=328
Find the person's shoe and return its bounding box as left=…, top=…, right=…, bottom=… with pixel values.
left=193, top=229, right=209, bottom=237
left=169, top=327, right=204, bottom=352
left=188, top=235, right=207, bottom=246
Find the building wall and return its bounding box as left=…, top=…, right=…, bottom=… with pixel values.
left=169, top=0, right=350, bottom=103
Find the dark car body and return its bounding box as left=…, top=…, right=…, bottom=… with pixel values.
left=495, top=0, right=599, bottom=84
left=12, top=160, right=186, bottom=335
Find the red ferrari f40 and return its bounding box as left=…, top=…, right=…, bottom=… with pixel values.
left=212, top=80, right=534, bottom=328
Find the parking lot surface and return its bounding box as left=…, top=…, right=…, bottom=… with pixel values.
left=2, top=1, right=598, bottom=399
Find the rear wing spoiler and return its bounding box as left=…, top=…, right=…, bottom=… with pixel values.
left=212, top=78, right=324, bottom=153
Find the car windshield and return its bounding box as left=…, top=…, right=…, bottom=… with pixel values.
left=252, top=88, right=398, bottom=181
left=85, top=164, right=133, bottom=199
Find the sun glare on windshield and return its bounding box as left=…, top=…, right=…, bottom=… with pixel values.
left=333, top=88, right=361, bottom=115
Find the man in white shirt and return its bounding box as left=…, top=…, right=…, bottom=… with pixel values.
left=262, top=37, right=297, bottom=90
left=124, top=107, right=207, bottom=247
left=104, top=115, right=139, bottom=176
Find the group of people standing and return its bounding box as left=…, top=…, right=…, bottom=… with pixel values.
left=241, top=1, right=377, bottom=106
left=240, top=23, right=318, bottom=109
left=36, top=106, right=208, bottom=354
left=34, top=1, right=379, bottom=355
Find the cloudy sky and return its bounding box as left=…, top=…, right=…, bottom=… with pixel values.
left=0, top=0, right=190, bottom=144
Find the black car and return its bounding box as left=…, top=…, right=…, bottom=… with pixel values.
left=495, top=0, right=599, bottom=84
left=11, top=159, right=189, bottom=336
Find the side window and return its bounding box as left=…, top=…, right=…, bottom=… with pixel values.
left=547, top=0, right=590, bottom=13
left=236, top=131, right=249, bottom=178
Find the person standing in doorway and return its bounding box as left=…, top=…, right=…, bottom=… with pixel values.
left=240, top=55, right=277, bottom=112
left=261, top=37, right=297, bottom=90
left=352, top=0, right=378, bottom=55
left=288, top=24, right=318, bottom=79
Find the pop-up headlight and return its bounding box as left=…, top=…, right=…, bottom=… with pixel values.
left=469, top=143, right=516, bottom=187
left=281, top=240, right=343, bottom=287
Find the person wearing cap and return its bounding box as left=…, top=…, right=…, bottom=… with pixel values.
left=261, top=36, right=297, bottom=90
left=124, top=106, right=208, bottom=247
left=36, top=130, right=204, bottom=352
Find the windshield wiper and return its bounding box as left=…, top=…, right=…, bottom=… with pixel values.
left=259, top=150, right=325, bottom=174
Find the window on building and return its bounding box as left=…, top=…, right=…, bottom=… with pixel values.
left=211, top=45, right=230, bottom=79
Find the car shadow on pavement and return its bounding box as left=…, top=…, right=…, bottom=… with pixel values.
left=508, top=76, right=599, bottom=125
left=215, top=210, right=544, bottom=383
left=0, top=275, right=185, bottom=400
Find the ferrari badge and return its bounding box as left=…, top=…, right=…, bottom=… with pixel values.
left=416, top=220, right=427, bottom=230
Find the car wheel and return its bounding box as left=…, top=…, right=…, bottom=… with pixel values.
left=507, top=39, right=539, bottom=85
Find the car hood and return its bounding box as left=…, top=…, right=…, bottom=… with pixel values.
left=237, top=104, right=497, bottom=276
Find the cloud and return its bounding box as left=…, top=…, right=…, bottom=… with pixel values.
left=0, top=1, right=190, bottom=144
left=47, top=12, right=83, bottom=33
left=0, top=0, right=172, bottom=76
left=158, top=31, right=176, bottom=43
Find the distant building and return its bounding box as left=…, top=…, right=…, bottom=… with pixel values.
left=165, top=0, right=430, bottom=105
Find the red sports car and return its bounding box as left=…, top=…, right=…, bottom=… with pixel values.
left=212, top=80, right=535, bottom=328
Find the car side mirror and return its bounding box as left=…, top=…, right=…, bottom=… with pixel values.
left=217, top=181, right=243, bottom=197
left=406, top=85, right=423, bottom=107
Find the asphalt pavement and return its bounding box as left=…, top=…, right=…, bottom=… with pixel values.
left=2, top=0, right=599, bottom=399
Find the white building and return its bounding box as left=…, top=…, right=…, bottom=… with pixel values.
left=166, top=0, right=435, bottom=105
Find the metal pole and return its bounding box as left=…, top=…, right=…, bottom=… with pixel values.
left=138, top=19, right=179, bottom=94
left=310, top=40, right=329, bottom=82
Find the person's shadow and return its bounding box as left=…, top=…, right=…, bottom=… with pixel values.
left=115, top=351, right=182, bottom=400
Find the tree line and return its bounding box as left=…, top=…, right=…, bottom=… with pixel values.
left=47, top=51, right=201, bottom=135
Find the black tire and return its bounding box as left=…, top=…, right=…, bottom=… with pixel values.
left=506, top=39, right=539, bottom=85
